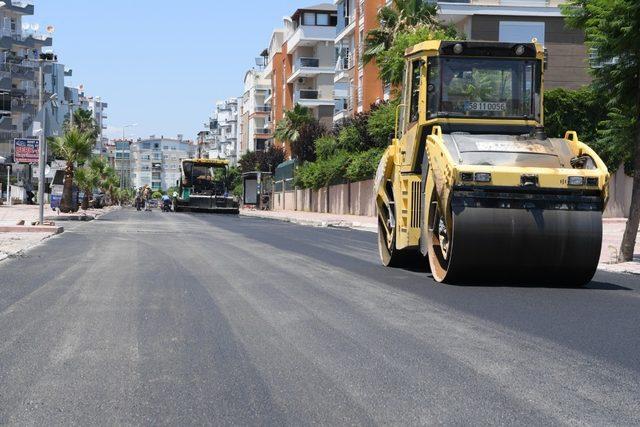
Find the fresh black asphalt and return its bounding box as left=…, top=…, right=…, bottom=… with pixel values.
left=0, top=209, right=638, bottom=425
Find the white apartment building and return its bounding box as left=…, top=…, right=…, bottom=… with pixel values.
left=86, top=96, right=108, bottom=154
left=130, top=136, right=195, bottom=191
left=284, top=4, right=338, bottom=128
left=239, top=68, right=272, bottom=156
left=207, top=98, right=239, bottom=164
left=334, top=0, right=357, bottom=122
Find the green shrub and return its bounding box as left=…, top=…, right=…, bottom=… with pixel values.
left=337, top=126, right=361, bottom=152
left=315, top=136, right=339, bottom=161
left=151, top=191, right=163, bottom=199
left=367, top=100, right=399, bottom=148
left=345, top=148, right=385, bottom=182
left=295, top=151, right=353, bottom=190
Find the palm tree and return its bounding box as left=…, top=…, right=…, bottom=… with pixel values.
left=50, top=129, right=93, bottom=213
left=65, top=108, right=100, bottom=145
left=363, top=0, right=442, bottom=66
left=74, top=166, right=99, bottom=210
left=274, top=104, right=314, bottom=143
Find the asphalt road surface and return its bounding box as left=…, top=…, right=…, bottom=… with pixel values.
left=1, top=209, right=639, bottom=425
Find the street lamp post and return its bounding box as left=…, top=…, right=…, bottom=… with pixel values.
left=36, top=61, right=57, bottom=225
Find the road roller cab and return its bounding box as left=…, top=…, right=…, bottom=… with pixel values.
left=375, top=40, right=610, bottom=286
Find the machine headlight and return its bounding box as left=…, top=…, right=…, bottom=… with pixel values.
left=568, top=176, right=585, bottom=186
left=474, top=173, right=492, bottom=183
left=515, top=45, right=525, bottom=56
left=453, top=43, right=464, bottom=54
left=586, top=177, right=599, bottom=186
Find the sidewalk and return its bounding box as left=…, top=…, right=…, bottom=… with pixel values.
left=0, top=204, right=118, bottom=262
left=0, top=204, right=116, bottom=226
left=241, top=209, right=377, bottom=232
left=241, top=209, right=640, bottom=274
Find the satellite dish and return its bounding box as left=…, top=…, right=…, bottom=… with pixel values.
left=46, top=25, right=55, bottom=34
left=31, top=23, right=40, bottom=32
left=22, top=23, right=30, bottom=31
left=78, top=84, right=84, bottom=91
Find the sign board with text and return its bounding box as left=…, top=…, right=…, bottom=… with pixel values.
left=13, top=138, right=40, bottom=164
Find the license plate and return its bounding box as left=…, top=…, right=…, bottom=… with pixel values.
left=464, top=101, right=507, bottom=112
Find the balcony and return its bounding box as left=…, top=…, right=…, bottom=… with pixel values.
left=11, top=99, right=36, bottom=114
left=5, top=1, right=35, bottom=14
left=293, top=90, right=335, bottom=107
left=0, top=116, right=16, bottom=132
left=333, top=98, right=352, bottom=122
left=336, top=19, right=356, bottom=44
left=335, top=53, right=354, bottom=83
left=288, top=57, right=335, bottom=84
left=287, top=25, right=336, bottom=52
left=254, top=104, right=272, bottom=114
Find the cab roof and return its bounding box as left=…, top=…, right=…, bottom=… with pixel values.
left=405, top=40, right=544, bottom=59
left=182, top=158, right=229, bottom=166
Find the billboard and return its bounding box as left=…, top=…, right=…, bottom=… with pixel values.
left=14, top=138, right=40, bottom=164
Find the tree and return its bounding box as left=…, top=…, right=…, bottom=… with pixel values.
left=363, top=0, right=458, bottom=84
left=257, top=146, right=286, bottom=173
left=65, top=109, right=100, bottom=145
left=376, top=26, right=454, bottom=85
left=274, top=104, right=314, bottom=143
left=563, top=0, right=640, bottom=262
left=74, top=166, right=99, bottom=210
left=238, top=151, right=260, bottom=173
left=292, top=121, right=325, bottom=162
left=50, top=129, right=93, bottom=213
left=363, top=0, right=439, bottom=63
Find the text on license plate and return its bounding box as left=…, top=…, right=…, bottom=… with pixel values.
left=464, top=101, right=507, bottom=112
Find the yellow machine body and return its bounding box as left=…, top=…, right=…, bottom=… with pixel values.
left=375, top=40, right=609, bottom=285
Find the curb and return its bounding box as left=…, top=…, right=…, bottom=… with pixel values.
left=0, top=226, right=64, bottom=234
left=240, top=211, right=377, bottom=232
left=44, top=215, right=94, bottom=222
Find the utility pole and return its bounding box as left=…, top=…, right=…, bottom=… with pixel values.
left=37, top=63, right=45, bottom=225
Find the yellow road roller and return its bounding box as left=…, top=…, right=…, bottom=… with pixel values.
left=375, top=40, right=610, bottom=286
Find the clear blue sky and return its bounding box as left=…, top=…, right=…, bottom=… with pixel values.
left=30, top=0, right=305, bottom=141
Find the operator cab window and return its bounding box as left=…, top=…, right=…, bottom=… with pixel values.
left=409, top=60, right=423, bottom=124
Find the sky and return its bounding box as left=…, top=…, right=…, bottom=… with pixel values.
left=30, top=0, right=305, bottom=141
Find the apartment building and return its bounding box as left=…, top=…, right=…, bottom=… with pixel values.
left=334, top=0, right=387, bottom=122
left=130, top=136, right=195, bottom=191
left=264, top=4, right=338, bottom=157
left=207, top=98, right=240, bottom=164
left=240, top=68, right=272, bottom=156
left=107, top=140, right=132, bottom=189
left=263, top=28, right=285, bottom=145
left=86, top=96, right=108, bottom=154
left=438, top=0, right=590, bottom=89
left=0, top=0, right=53, bottom=159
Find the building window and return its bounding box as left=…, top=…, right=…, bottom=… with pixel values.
left=303, top=12, right=315, bottom=25
left=317, top=13, right=329, bottom=26
left=499, top=21, right=545, bottom=45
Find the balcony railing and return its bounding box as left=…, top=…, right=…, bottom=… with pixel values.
left=297, top=57, right=320, bottom=68
left=336, top=53, right=353, bottom=71
left=255, top=105, right=272, bottom=113
left=296, top=90, right=319, bottom=100
left=334, top=98, right=351, bottom=115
